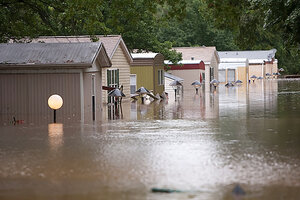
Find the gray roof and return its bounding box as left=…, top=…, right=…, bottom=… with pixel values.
left=0, top=42, right=110, bottom=67
left=218, top=49, right=276, bottom=61
left=28, top=35, right=132, bottom=62
left=164, top=72, right=184, bottom=82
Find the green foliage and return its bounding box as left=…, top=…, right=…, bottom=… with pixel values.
left=1, top=0, right=299, bottom=73
left=204, top=0, right=300, bottom=74
left=157, top=0, right=237, bottom=50
left=0, top=0, right=185, bottom=62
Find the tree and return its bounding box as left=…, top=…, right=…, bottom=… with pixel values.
left=0, top=0, right=186, bottom=63
left=205, top=0, right=300, bottom=74
left=157, top=0, right=237, bottom=50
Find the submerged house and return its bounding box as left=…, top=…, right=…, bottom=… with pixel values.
left=28, top=35, right=133, bottom=103
left=173, top=47, right=220, bottom=90
left=130, top=53, right=165, bottom=96
left=164, top=60, right=205, bottom=90
left=218, top=58, right=249, bottom=84
left=0, top=42, right=111, bottom=124
left=218, top=49, right=278, bottom=79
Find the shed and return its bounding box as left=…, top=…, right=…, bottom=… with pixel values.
left=218, top=49, right=278, bottom=79
left=173, top=47, right=219, bottom=90
left=218, top=58, right=249, bottom=84
left=0, top=42, right=111, bottom=124
left=164, top=60, right=205, bottom=90
left=28, top=35, right=133, bottom=103
left=130, top=53, right=165, bottom=96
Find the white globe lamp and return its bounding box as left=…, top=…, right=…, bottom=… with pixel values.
left=48, top=94, right=63, bottom=123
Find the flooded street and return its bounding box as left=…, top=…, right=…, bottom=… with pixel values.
left=1, top=79, right=300, bottom=200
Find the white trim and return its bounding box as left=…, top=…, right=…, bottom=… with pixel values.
left=110, top=38, right=133, bottom=63
left=80, top=71, right=84, bottom=122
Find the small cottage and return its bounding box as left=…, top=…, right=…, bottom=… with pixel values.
left=130, top=53, right=165, bottom=96
left=0, top=42, right=111, bottom=124
left=173, top=47, right=220, bottom=90
left=164, top=60, right=205, bottom=90
left=218, top=49, right=278, bottom=79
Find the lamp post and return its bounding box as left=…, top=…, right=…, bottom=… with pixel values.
left=48, top=94, right=63, bottom=123
left=136, top=87, right=150, bottom=104
left=108, top=88, right=126, bottom=119
left=250, top=75, right=257, bottom=83
left=191, top=80, right=201, bottom=94
left=210, top=79, right=219, bottom=90
left=169, top=80, right=182, bottom=100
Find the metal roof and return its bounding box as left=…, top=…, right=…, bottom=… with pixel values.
left=131, top=53, right=158, bottom=59
left=164, top=60, right=203, bottom=65
left=218, top=49, right=277, bottom=61
left=0, top=42, right=107, bottom=67
left=164, top=72, right=184, bottom=82
left=220, top=58, right=249, bottom=63
left=28, top=35, right=133, bottom=63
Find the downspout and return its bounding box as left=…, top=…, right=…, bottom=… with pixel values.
left=80, top=71, right=84, bottom=122
left=153, top=59, right=156, bottom=94
left=262, top=62, right=264, bottom=78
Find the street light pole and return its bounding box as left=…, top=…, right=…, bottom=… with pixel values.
left=48, top=94, right=63, bottom=123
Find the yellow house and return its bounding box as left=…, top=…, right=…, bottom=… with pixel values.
left=173, top=47, right=220, bottom=91
left=130, top=53, right=165, bottom=96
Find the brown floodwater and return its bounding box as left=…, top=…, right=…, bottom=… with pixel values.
left=0, top=79, right=300, bottom=200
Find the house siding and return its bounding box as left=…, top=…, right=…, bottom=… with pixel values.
left=249, top=64, right=264, bottom=78
left=0, top=73, right=81, bottom=124
left=153, top=54, right=165, bottom=95
left=102, top=44, right=131, bottom=103
left=168, top=69, right=204, bottom=90
left=130, top=66, right=154, bottom=92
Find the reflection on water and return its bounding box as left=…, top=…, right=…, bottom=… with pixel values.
left=48, top=123, right=63, bottom=151
left=0, top=79, right=300, bottom=200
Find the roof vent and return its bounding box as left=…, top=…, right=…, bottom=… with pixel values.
left=191, top=57, right=194, bottom=60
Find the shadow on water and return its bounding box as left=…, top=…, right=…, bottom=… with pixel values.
left=1, top=79, right=300, bottom=199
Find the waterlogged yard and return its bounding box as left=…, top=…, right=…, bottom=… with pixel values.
left=0, top=79, right=300, bottom=200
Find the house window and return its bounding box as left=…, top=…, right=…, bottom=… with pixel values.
left=130, top=74, right=137, bottom=94
left=107, top=69, right=119, bottom=103
left=210, top=67, right=214, bottom=81
left=107, top=69, right=119, bottom=88
left=227, top=69, right=235, bottom=82
left=158, top=69, right=164, bottom=85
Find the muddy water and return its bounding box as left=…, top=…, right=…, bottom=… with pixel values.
left=0, top=79, right=300, bottom=200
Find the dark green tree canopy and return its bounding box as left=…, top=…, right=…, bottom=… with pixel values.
left=1, top=0, right=299, bottom=73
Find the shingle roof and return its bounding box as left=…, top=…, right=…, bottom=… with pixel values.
left=173, top=47, right=218, bottom=63
left=0, top=42, right=108, bottom=67
left=218, top=49, right=276, bottom=61
left=97, top=36, right=121, bottom=58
